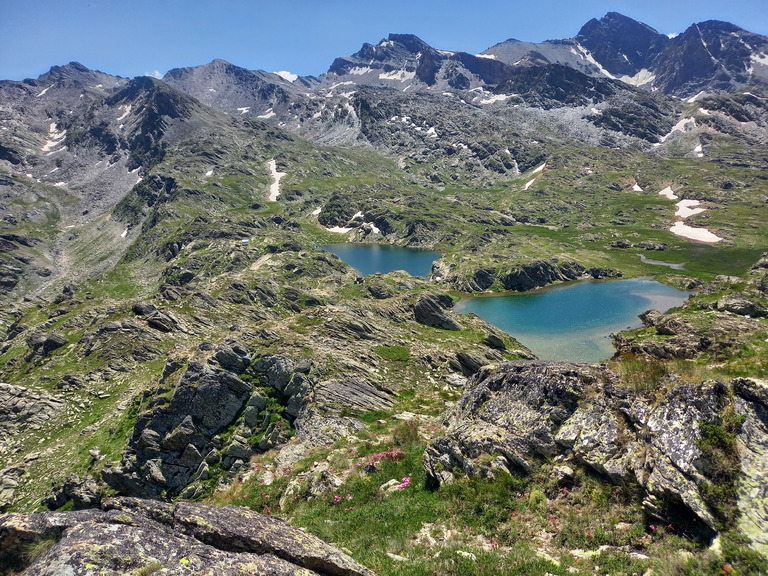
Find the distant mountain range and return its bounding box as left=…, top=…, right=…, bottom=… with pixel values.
left=1, top=12, right=768, bottom=297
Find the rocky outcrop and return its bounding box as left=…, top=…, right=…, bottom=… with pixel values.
left=442, top=259, right=622, bottom=292
left=499, top=260, right=621, bottom=291
left=413, top=293, right=462, bottom=330
left=733, top=378, right=768, bottom=556
left=424, top=361, right=739, bottom=535
left=24, top=332, right=67, bottom=358
left=0, top=383, right=66, bottom=439
left=102, top=347, right=391, bottom=500
left=42, top=474, right=102, bottom=511
left=614, top=307, right=765, bottom=360
left=717, top=293, right=767, bottom=317
left=0, top=497, right=373, bottom=576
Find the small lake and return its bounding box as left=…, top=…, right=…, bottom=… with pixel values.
left=321, top=244, right=439, bottom=277
left=454, top=278, right=690, bottom=363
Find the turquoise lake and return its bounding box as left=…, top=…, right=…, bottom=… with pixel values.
left=321, top=244, right=439, bottom=277
left=454, top=278, right=690, bottom=363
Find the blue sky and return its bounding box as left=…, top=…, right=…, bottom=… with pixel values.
left=1, top=0, right=767, bottom=81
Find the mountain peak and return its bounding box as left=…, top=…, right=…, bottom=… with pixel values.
left=386, top=33, right=433, bottom=53
left=576, top=12, right=667, bottom=76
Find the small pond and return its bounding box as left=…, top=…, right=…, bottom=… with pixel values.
left=454, top=277, right=691, bottom=363
left=321, top=243, right=439, bottom=277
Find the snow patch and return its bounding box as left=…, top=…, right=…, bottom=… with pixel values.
left=348, top=66, right=373, bottom=75
left=327, top=81, right=355, bottom=91
left=675, top=199, right=707, bottom=218
left=479, top=94, right=513, bottom=105
left=275, top=70, right=299, bottom=82
left=659, top=117, right=696, bottom=143
left=205, top=170, right=213, bottom=177
left=632, top=184, right=643, bottom=192
left=523, top=178, right=537, bottom=191
left=326, top=226, right=353, bottom=234
left=267, top=159, right=286, bottom=202
left=36, top=85, right=53, bottom=97
left=670, top=222, right=722, bottom=243
left=686, top=91, right=707, bottom=103
left=658, top=187, right=678, bottom=200
left=237, top=107, right=251, bottom=115
left=425, top=127, right=437, bottom=138
left=532, top=163, right=546, bottom=174
left=751, top=53, right=768, bottom=67
left=311, top=207, right=321, bottom=216
left=475, top=53, right=496, bottom=59
left=571, top=44, right=616, bottom=79
left=378, top=69, right=415, bottom=82
left=257, top=108, right=276, bottom=119
left=54, top=182, right=67, bottom=187
left=619, top=69, right=656, bottom=87
left=41, top=122, right=67, bottom=153
left=693, top=143, right=704, bottom=157
left=121, top=228, right=129, bottom=238
left=116, top=104, right=132, bottom=122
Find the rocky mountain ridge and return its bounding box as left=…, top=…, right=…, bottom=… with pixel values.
left=1, top=11, right=768, bottom=576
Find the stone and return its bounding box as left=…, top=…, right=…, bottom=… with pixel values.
left=717, top=293, right=767, bottom=317
left=414, top=293, right=462, bottom=330
left=132, top=301, right=157, bottom=316
left=313, top=377, right=394, bottom=413
left=734, top=378, right=768, bottom=556
left=146, top=311, right=177, bottom=332
left=553, top=465, right=575, bottom=486
left=214, top=345, right=251, bottom=373
left=0, top=497, right=373, bottom=575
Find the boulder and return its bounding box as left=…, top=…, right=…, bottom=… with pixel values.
left=414, top=293, right=462, bottom=330
left=717, top=293, right=767, bottom=317
left=0, top=497, right=373, bottom=576
left=733, top=378, right=768, bottom=556
left=132, top=301, right=157, bottom=316
left=25, top=332, right=67, bottom=357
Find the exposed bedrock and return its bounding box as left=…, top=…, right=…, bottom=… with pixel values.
left=0, top=497, right=373, bottom=575
left=424, top=361, right=767, bottom=545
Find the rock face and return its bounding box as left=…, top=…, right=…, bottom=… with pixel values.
left=0, top=497, right=373, bottom=576
left=733, top=378, right=768, bottom=556
left=102, top=346, right=393, bottom=500
left=717, top=293, right=767, bottom=317
left=413, top=293, right=462, bottom=330
left=614, top=307, right=764, bottom=360
left=423, top=361, right=744, bottom=534
left=0, top=383, right=65, bottom=439
left=103, top=347, right=258, bottom=499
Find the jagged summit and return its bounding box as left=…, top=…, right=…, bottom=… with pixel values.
left=481, top=11, right=768, bottom=96
left=576, top=12, right=668, bottom=76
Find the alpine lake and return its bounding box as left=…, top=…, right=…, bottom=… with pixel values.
left=323, top=244, right=691, bottom=363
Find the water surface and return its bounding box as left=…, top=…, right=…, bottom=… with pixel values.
left=322, top=244, right=439, bottom=277
left=454, top=278, right=690, bottom=363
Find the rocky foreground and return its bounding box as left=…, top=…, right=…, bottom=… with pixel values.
left=424, top=362, right=768, bottom=554
left=0, top=497, right=372, bottom=575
